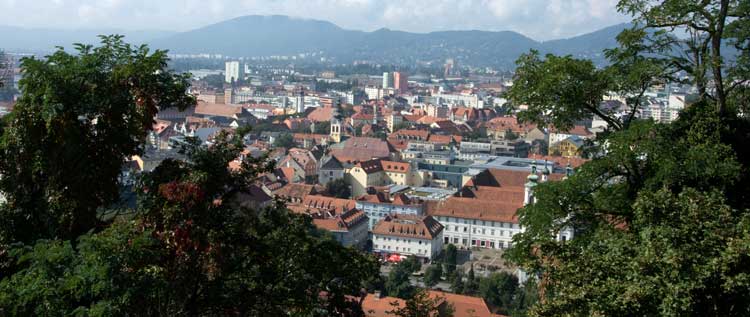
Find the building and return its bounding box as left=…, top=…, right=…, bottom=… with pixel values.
left=356, top=192, right=425, bottom=229
left=319, top=155, right=345, bottom=185
left=362, top=291, right=497, bottom=317
left=427, top=167, right=573, bottom=250
left=382, top=72, right=393, bottom=89
left=329, top=137, right=393, bottom=164
left=550, top=136, right=585, bottom=157
left=372, top=214, right=444, bottom=260
left=548, top=125, right=593, bottom=145
left=345, top=159, right=421, bottom=197
left=225, top=61, right=241, bottom=83
left=278, top=148, right=319, bottom=183
left=312, top=209, right=369, bottom=249
left=393, top=71, right=408, bottom=92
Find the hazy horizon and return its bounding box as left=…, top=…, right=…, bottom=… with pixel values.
left=0, top=0, right=630, bottom=41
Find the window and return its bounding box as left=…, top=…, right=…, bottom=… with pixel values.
left=480, top=241, right=486, bottom=247
left=462, top=238, right=468, bottom=246
left=471, top=239, right=477, bottom=246
left=473, top=228, right=477, bottom=233
left=491, top=230, right=495, bottom=235
left=444, top=237, right=449, bottom=243
left=482, top=229, right=486, bottom=234
left=374, top=244, right=378, bottom=248
left=453, top=237, right=459, bottom=243
left=463, top=227, right=467, bottom=232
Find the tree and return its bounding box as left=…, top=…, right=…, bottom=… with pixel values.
left=444, top=244, right=458, bottom=275
left=0, top=37, right=380, bottom=316
left=401, top=256, right=422, bottom=274
left=0, top=35, right=194, bottom=244
left=387, top=289, right=448, bottom=317
left=423, top=263, right=443, bottom=289
left=0, top=131, right=380, bottom=316
left=450, top=271, right=465, bottom=295
left=478, top=272, right=519, bottom=315
left=462, top=264, right=479, bottom=296
left=386, top=263, right=415, bottom=299
left=313, top=120, right=331, bottom=135
left=506, top=97, right=750, bottom=315
left=273, top=133, right=295, bottom=149
left=617, top=0, right=750, bottom=116
left=326, top=178, right=351, bottom=199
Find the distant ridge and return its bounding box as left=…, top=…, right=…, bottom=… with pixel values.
left=0, top=15, right=631, bottom=69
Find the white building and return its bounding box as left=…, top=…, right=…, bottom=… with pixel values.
left=355, top=193, right=424, bottom=229
left=225, top=61, right=241, bottom=83
left=312, top=209, right=369, bottom=249
left=372, top=215, right=444, bottom=260
left=382, top=72, right=393, bottom=89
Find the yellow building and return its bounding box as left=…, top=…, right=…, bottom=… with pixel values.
left=550, top=136, right=584, bottom=157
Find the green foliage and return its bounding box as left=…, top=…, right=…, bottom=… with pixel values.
left=507, top=104, right=750, bottom=315
left=273, top=133, right=296, bottom=149
left=0, top=35, right=194, bottom=244
left=1, top=131, right=380, bottom=315
left=423, top=263, right=443, bottom=288
left=386, top=263, right=416, bottom=299
left=616, top=0, right=749, bottom=115
left=387, top=289, right=447, bottom=317
left=326, top=178, right=351, bottom=199
left=313, top=120, right=331, bottom=135
left=201, top=74, right=225, bottom=90
left=0, top=37, right=380, bottom=316
left=506, top=51, right=621, bottom=131
left=478, top=272, right=519, bottom=315
left=444, top=244, right=457, bottom=275
left=401, top=256, right=422, bottom=274
left=450, top=271, right=464, bottom=294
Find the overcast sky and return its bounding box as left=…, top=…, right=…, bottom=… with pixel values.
left=0, top=0, right=632, bottom=40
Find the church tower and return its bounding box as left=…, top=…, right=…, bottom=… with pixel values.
left=296, top=87, right=305, bottom=114
left=330, top=101, right=343, bottom=143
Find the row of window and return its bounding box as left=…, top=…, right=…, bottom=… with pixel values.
left=444, top=236, right=512, bottom=249
left=436, top=217, right=519, bottom=229
left=374, top=244, right=428, bottom=254
left=374, top=235, right=428, bottom=245
left=445, top=225, right=513, bottom=237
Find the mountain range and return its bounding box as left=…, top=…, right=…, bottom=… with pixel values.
left=0, top=15, right=629, bottom=69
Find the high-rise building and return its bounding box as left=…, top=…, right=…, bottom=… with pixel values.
left=393, top=72, right=408, bottom=92
left=296, top=87, right=306, bottom=114
left=382, top=72, right=393, bottom=89
left=225, top=61, right=241, bottom=83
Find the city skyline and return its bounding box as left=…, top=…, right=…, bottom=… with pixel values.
left=0, top=0, right=630, bottom=41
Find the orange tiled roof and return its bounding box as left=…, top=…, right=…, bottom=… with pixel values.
left=372, top=215, right=443, bottom=240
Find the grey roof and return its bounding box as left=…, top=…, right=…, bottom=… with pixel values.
left=320, top=155, right=343, bottom=170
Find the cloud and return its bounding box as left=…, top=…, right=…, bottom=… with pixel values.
left=0, top=0, right=630, bottom=40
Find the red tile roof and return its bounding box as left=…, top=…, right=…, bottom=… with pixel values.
left=372, top=215, right=443, bottom=240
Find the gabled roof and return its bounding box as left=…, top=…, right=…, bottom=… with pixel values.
left=372, top=215, right=443, bottom=239
left=320, top=156, right=344, bottom=170
left=194, top=101, right=243, bottom=118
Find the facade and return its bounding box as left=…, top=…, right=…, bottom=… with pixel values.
left=345, top=159, right=421, bottom=197
left=393, top=71, right=408, bottom=92
left=382, top=72, right=393, bottom=89
left=312, top=209, right=369, bottom=249
left=319, top=155, right=345, bottom=185
left=356, top=193, right=424, bottom=229
left=225, top=61, right=241, bottom=83
left=550, top=136, right=584, bottom=157
left=372, top=215, right=444, bottom=260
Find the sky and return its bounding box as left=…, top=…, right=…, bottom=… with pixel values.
left=0, top=0, right=632, bottom=40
